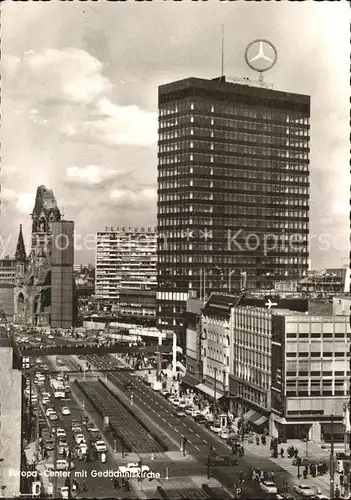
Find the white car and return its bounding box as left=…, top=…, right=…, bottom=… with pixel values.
left=49, top=412, right=58, bottom=421
left=94, top=440, right=107, bottom=452
left=118, top=462, right=150, bottom=477
left=42, top=397, right=50, bottom=406
left=192, top=410, right=201, bottom=418
left=56, top=428, right=66, bottom=439
left=56, top=459, right=75, bottom=471
left=210, top=423, right=222, bottom=433
left=74, top=434, right=86, bottom=445
left=260, top=481, right=278, bottom=494
left=72, top=425, right=83, bottom=433
left=46, top=408, right=55, bottom=416
left=185, top=407, right=194, bottom=415
left=293, top=484, right=316, bottom=497
left=61, top=407, right=70, bottom=416
left=58, top=444, right=69, bottom=456
left=41, top=391, right=50, bottom=398
left=178, top=401, right=187, bottom=409
left=220, top=428, right=230, bottom=440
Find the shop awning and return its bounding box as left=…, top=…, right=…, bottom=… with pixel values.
left=195, top=383, right=223, bottom=400
left=243, top=409, right=256, bottom=421
left=243, top=409, right=265, bottom=424
left=321, top=423, right=344, bottom=435
left=182, top=374, right=200, bottom=388
left=254, top=415, right=268, bottom=427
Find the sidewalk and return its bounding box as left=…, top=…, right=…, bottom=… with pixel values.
left=243, top=436, right=336, bottom=497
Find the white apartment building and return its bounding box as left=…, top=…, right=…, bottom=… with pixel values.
left=95, top=227, right=157, bottom=303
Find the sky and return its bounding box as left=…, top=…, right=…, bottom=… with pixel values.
left=1, top=1, right=349, bottom=268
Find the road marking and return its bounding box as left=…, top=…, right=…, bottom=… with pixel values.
left=194, top=445, right=200, bottom=451
left=203, top=439, right=207, bottom=444
left=195, top=434, right=201, bottom=438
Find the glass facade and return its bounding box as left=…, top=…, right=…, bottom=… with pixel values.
left=157, top=77, right=310, bottom=335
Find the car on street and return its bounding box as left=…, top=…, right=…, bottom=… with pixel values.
left=276, top=495, right=296, bottom=500
left=74, top=434, right=86, bottom=445
left=118, top=462, right=150, bottom=477
left=49, top=412, right=58, bottom=421
left=193, top=414, right=206, bottom=424
left=78, top=443, right=88, bottom=455
left=58, top=443, right=69, bottom=456
left=95, top=440, right=107, bottom=452
left=161, top=389, right=171, bottom=397
left=210, top=423, right=222, bottom=433
left=172, top=399, right=181, bottom=406
left=260, top=481, right=278, bottom=495
left=42, top=397, right=50, bottom=406
left=86, top=422, right=94, bottom=432
left=90, top=429, right=101, bottom=441
left=41, top=429, right=51, bottom=441
left=178, top=401, right=187, bottom=409
left=72, top=426, right=83, bottom=434
left=56, top=428, right=66, bottom=439
left=175, top=410, right=186, bottom=417
left=293, top=484, right=316, bottom=497
left=124, top=382, right=133, bottom=390
left=55, top=459, right=75, bottom=471
left=219, top=428, right=230, bottom=440
left=61, top=407, right=70, bottom=416
left=206, top=455, right=238, bottom=467
left=44, top=438, right=54, bottom=451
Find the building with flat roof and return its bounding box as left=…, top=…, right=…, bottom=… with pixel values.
left=185, top=292, right=349, bottom=441
left=157, top=76, right=310, bottom=345
left=95, top=227, right=157, bottom=306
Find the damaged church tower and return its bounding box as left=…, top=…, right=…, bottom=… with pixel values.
left=14, top=185, right=75, bottom=328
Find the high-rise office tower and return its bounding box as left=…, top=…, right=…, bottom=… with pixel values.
left=157, top=77, right=310, bottom=342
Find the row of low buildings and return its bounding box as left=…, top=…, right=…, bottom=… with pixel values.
left=184, top=293, right=350, bottom=443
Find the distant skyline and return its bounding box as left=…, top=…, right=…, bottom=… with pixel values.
left=1, top=1, right=349, bottom=269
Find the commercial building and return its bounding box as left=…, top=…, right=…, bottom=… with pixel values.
left=119, top=279, right=156, bottom=320
left=0, top=328, right=22, bottom=497
left=185, top=292, right=349, bottom=441
left=95, top=227, right=157, bottom=306
left=157, top=76, right=310, bottom=342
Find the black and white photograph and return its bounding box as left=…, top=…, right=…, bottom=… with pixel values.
left=0, top=1, right=350, bottom=499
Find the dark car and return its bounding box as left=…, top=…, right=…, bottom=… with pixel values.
left=86, top=422, right=94, bottom=432
left=44, top=438, right=54, bottom=451
left=124, top=382, right=133, bottom=390
left=193, top=414, right=206, bottom=424
left=206, top=455, right=238, bottom=467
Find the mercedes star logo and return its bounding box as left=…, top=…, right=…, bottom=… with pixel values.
left=245, top=39, right=278, bottom=73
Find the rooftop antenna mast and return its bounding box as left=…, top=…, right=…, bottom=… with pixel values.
left=221, top=24, right=225, bottom=77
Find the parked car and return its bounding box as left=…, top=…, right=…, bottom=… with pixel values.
left=260, top=481, right=278, bottom=495
left=56, top=428, right=66, bottom=439
left=124, top=382, right=133, bottom=390
left=49, top=412, right=58, bottom=421
left=293, top=484, right=316, bottom=497
left=210, top=423, right=222, bottom=433
left=61, top=407, right=70, bottom=416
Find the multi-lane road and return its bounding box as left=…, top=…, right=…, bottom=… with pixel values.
left=84, top=354, right=304, bottom=499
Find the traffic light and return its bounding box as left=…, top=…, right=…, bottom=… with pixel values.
left=32, top=481, right=41, bottom=497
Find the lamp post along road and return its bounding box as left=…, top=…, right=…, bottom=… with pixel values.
left=330, top=415, right=335, bottom=499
